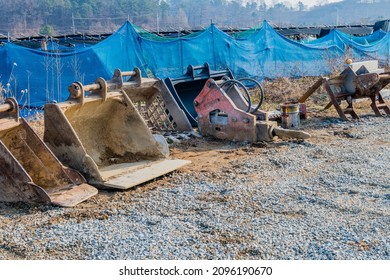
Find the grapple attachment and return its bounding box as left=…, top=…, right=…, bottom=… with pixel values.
left=44, top=71, right=190, bottom=190
left=0, top=98, right=98, bottom=207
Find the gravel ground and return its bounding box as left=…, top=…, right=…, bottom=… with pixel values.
left=0, top=114, right=389, bottom=260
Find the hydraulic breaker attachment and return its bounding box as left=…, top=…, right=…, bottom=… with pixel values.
left=163, top=63, right=271, bottom=126
left=0, top=98, right=98, bottom=207
left=194, top=79, right=311, bottom=142
left=44, top=73, right=190, bottom=190
left=164, top=63, right=234, bottom=126
left=299, top=60, right=390, bottom=120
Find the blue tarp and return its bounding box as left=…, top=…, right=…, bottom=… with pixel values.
left=0, top=20, right=389, bottom=108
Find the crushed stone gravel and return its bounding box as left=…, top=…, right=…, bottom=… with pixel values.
left=0, top=115, right=389, bottom=260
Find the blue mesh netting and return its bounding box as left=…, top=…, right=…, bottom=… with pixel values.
left=37, top=41, right=91, bottom=51
left=0, top=20, right=389, bottom=108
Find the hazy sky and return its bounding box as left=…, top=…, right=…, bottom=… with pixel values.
left=263, top=0, right=342, bottom=8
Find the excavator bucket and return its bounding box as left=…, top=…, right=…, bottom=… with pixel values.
left=0, top=98, right=98, bottom=207
left=109, top=68, right=192, bottom=133
left=44, top=72, right=190, bottom=190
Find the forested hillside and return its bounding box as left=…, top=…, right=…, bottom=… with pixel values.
left=0, top=0, right=389, bottom=37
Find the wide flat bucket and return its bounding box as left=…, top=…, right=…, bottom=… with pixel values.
left=0, top=98, right=97, bottom=207
left=44, top=83, right=189, bottom=190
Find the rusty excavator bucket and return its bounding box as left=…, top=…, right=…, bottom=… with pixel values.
left=0, top=98, right=98, bottom=207
left=44, top=70, right=190, bottom=190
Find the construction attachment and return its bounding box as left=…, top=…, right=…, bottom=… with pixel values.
left=194, top=79, right=311, bottom=142
left=164, top=63, right=234, bottom=126
left=164, top=63, right=277, bottom=127
left=299, top=60, right=390, bottom=120
left=0, top=98, right=98, bottom=207
left=110, top=68, right=192, bottom=132
left=44, top=70, right=190, bottom=190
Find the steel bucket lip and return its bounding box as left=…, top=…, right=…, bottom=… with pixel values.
left=44, top=73, right=191, bottom=191
left=0, top=114, right=97, bottom=207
